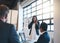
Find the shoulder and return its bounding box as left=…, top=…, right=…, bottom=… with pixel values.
left=5, top=23, right=16, bottom=33
left=43, top=32, right=49, bottom=37
left=43, top=32, right=50, bottom=41
left=4, top=23, right=15, bottom=28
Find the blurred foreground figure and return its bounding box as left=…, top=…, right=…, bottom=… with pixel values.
left=0, top=5, right=20, bottom=43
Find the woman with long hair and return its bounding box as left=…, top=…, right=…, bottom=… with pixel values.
left=28, top=16, right=40, bottom=42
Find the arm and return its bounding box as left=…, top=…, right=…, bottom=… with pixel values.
left=28, top=22, right=33, bottom=29
left=35, top=21, right=40, bottom=29
left=9, top=25, right=20, bottom=43
left=35, top=22, right=40, bottom=35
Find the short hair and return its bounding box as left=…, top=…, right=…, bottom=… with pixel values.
left=0, top=5, right=9, bottom=18
left=40, top=22, right=48, bottom=31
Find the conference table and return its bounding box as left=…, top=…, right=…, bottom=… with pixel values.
left=19, top=32, right=39, bottom=43
left=20, top=40, right=35, bottom=43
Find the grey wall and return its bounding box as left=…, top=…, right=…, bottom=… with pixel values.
left=54, top=0, right=60, bottom=43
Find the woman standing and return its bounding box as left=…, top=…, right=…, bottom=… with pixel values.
left=28, top=16, right=40, bottom=42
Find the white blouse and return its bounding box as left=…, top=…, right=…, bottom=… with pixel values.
left=29, top=23, right=39, bottom=42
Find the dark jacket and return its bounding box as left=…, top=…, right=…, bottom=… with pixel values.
left=28, top=21, right=40, bottom=35
left=0, top=20, right=20, bottom=43
left=35, top=32, right=50, bottom=43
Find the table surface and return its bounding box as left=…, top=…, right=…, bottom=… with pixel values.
left=20, top=40, right=35, bottom=43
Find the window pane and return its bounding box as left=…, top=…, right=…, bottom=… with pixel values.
left=43, top=1, right=50, bottom=8
left=47, top=25, right=50, bottom=30
left=28, top=13, right=31, bottom=18
left=23, top=0, right=54, bottom=31
left=32, top=7, right=36, bottom=12
left=51, top=19, right=54, bottom=23
left=37, top=0, right=42, bottom=5
left=37, top=15, right=42, bottom=20
left=24, top=15, right=27, bottom=18
left=51, top=6, right=53, bottom=12
left=43, top=20, right=50, bottom=24
left=51, top=0, right=53, bottom=5
left=51, top=25, right=54, bottom=30
left=43, top=13, right=50, bottom=19
left=37, top=10, right=42, bottom=15
left=27, top=9, right=31, bottom=14
left=37, top=5, right=42, bottom=10
left=7, top=10, right=11, bottom=23
left=24, top=7, right=28, bottom=11
left=51, top=12, right=54, bottom=18
left=43, top=0, right=48, bottom=2
left=24, top=18, right=28, bottom=27
left=28, top=17, right=32, bottom=23
left=24, top=18, right=28, bottom=24
left=43, top=7, right=50, bottom=13
left=32, top=12, right=36, bottom=16
left=32, top=2, right=36, bottom=7
left=27, top=5, right=31, bottom=9
left=39, top=21, right=42, bottom=24
left=24, top=11, right=27, bottom=15
left=24, top=8, right=27, bottom=11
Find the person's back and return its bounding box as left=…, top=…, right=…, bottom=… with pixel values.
left=35, top=22, right=50, bottom=43
left=38, top=32, right=50, bottom=43
left=0, top=5, right=20, bottom=43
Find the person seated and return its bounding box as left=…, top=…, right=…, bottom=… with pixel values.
left=35, top=22, right=50, bottom=43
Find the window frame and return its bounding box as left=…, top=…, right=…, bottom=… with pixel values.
left=23, top=0, right=54, bottom=32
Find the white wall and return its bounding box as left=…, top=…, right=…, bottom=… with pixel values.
left=48, top=32, right=54, bottom=43
left=54, top=0, right=60, bottom=43
left=18, top=5, right=23, bottom=33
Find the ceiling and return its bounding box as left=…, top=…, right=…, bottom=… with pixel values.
left=0, top=0, right=35, bottom=10
left=0, top=0, right=18, bottom=10
left=20, top=0, right=35, bottom=7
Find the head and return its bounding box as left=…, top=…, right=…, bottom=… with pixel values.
left=0, top=5, right=9, bottom=22
left=32, top=16, right=37, bottom=23
left=40, top=22, right=48, bottom=32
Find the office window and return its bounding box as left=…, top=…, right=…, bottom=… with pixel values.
left=51, top=25, right=54, bottom=30
left=32, top=12, right=36, bottom=16
left=32, top=2, right=36, bottom=7
left=43, top=7, right=50, bottom=13
left=37, top=10, right=42, bottom=15
left=51, top=0, right=53, bottom=5
left=32, top=7, right=36, bottom=12
left=7, top=10, right=18, bottom=30
left=27, top=5, right=31, bottom=9
left=43, top=0, right=48, bottom=2
left=23, top=0, right=54, bottom=31
left=37, top=0, right=42, bottom=5
left=43, top=20, right=50, bottom=24
left=43, top=13, right=50, bottom=19
left=37, top=15, right=42, bottom=20
left=39, top=21, right=42, bottom=24
left=37, top=5, right=42, bottom=10
left=48, top=25, right=50, bottom=30
left=27, top=9, right=31, bottom=14
left=28, top=13, right=31, bottom=18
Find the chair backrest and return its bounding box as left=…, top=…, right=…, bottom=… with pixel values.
left=19, top=32, right=26, bottom=42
